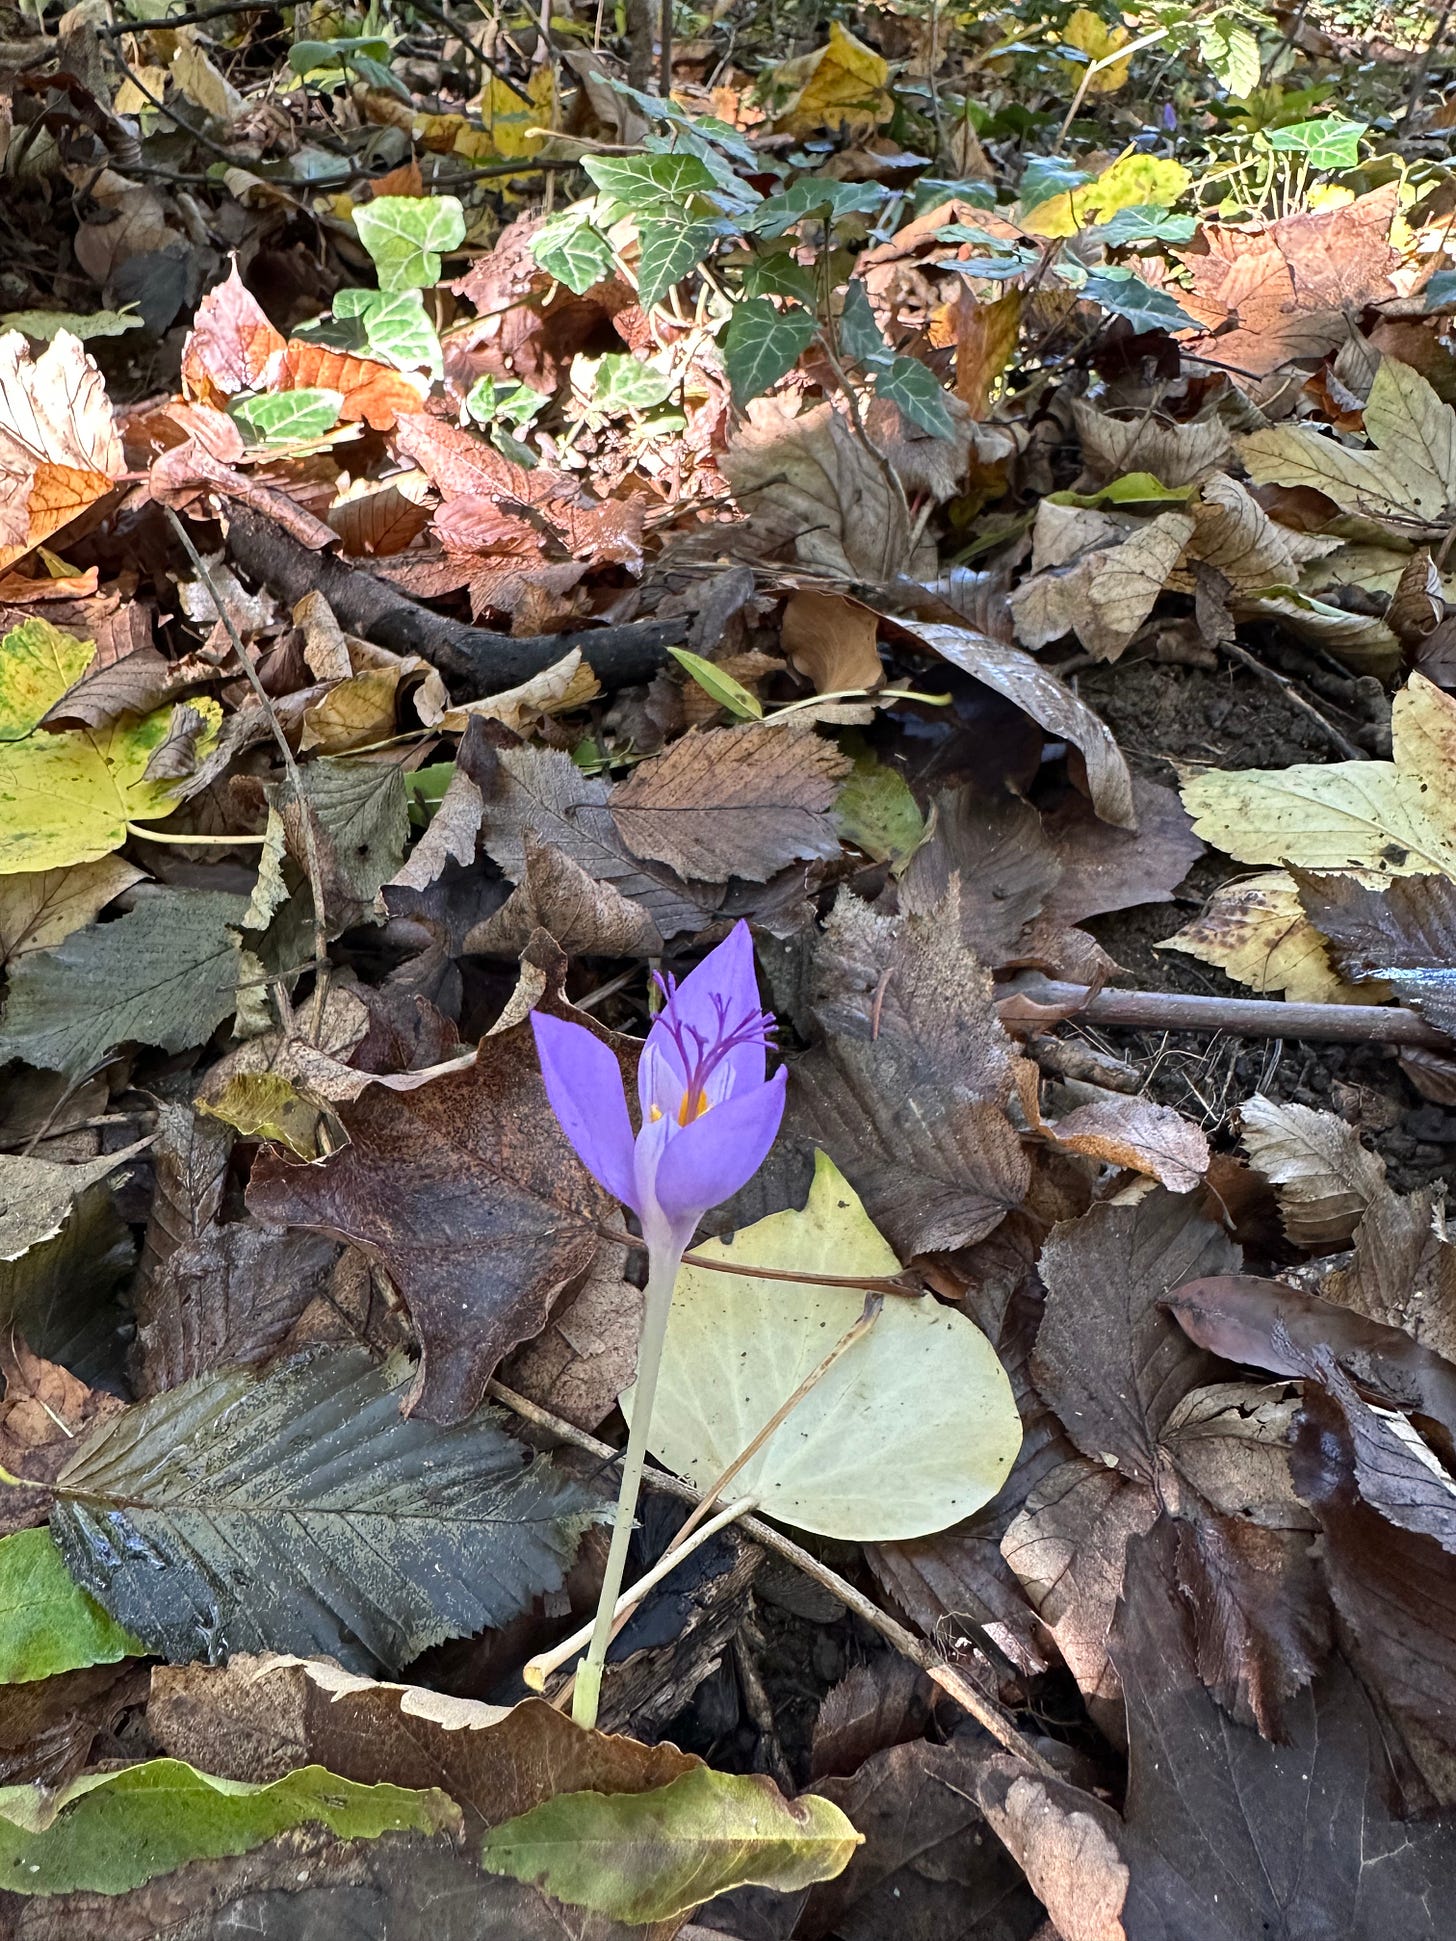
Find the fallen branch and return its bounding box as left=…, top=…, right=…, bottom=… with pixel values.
left=223, top=506, right=686, bottom=697
left=998, top=974, right=1454, bottom=1050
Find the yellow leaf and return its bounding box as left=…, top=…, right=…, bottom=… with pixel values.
left=1021, top=152, right=1190, bottom=237
left=631, top=1151, right=1022, bottom=1541
left=769, top=20, right=892, bottom=137
left=0, top=621, right=222, bottom=874
left=1160, top=870, right=1387, bottom=1002
left=1180, top=674, right=1456, bottom=879
left=170, top=36, right=245, bottom=123
left=113, top=65, right=169, bottom=116
left=1062, top=7, right=1132, bottom=92
left=198, top=1072, right=321, bottom=1158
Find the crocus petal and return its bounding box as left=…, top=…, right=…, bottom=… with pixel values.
left=650, top=1065, right=788, bottom=1230
left=530, top=1013, right=639, bottom=1215
left=644, top=919, right=766, bottom=1097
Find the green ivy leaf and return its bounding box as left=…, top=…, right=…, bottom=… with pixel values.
left=1077, top=269, right=1197, bottom=333
left=721, top=298, right=817, bottom=406
left=464, top=374, right=549, bottom=428
left=361, top=289, right=442, bottom=379
left=667, top=648, right=763, bottom=720
left=0, top=1529, right=144, bottom=1684
left=354, top=194, right=466, bottom=292
left=0, top=1758, right=454, bottom=1896
left=838, top=279, right=890, bottom=370
left=1089, top=205, right=1198, bottom=246
left=588, top=352, right=675, bottom=411
left=636, top=217, right=723, bottom=309
left=742, top=247, right=819, bottom=307
left=744, top=178, right=888, bottom=240
left=876, top=356, right=957, bottom=438
left=1263, top=116, right=1366, bottom=169
left=531, top=210, right=615, bottom=294
left=229, top=388, right=343, bottom=445
left=1018, top=157, right=1092, bottom=209
left=913, top=175, right=997, bottom=215
left=584, top=151, right=720, bottom=217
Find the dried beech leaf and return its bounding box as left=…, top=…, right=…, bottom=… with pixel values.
left=1295, top=870, right=1456, bottom=1035
left=0, top=332, right=124, bottom=571
left=609, top=723, right=849, bottom=884
left=1240, top=1096, right=1387, bottom=1248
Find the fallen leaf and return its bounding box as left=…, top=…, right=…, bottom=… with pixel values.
left=277, top=338, right=428, bottom=431
left=180, top=266, right=287, bottom=403
left=1294, top=870, right=1456, bottom=1034
left=0, top=888, right=243, bottom=1079
left=898, top=789, right=1061, bottom=967
left=1072, top=401, right=1232, bottom=487
left=1032, top=1190, right=1237, bottom=1482
left=808, top=1659, right=934, bottom=1783
left=479, top=743, right=711, bottom=940
left=1176, top=186, right=1400, bottom=378
left=273, top=755, right=410, bottom=935
left=609, top=722, right=849, bottom=883
left=479, top=1766, right=859, bottom=1924
left=1062, top=7, right=1132, bottom=90
left=730, top=888, right=1030, bottom=1255
left=463, top=831, right=665, bottom=960
left=1161, top=869, right=1380, bottom=1003
left=973, top=1755, right=1129, bottom=1941
left=1039, top=1096, right=1211, bottom=1193
left=1323, top=1183, right=1456, bottom=1361
left=0, top=332, right=124, bottom=572
left=0, top=1142, right=149, bottom=1263
left=0, top=1754, right=452, bottom=1897
left=722, top=397, right=928, bottom=581
left=0, top=1527, right=142, bottom=1683
left=639, top=1152, right=1021, bottom=1540
left=51, top=1345, right=592, bottom=1672
left=1180, top=673, right=1456, bottom=876
left=768, top=20, right=892, bottom=135
left=1010, top=507, right=1195, bottom=662
left=799, top=1734, right=1042, bottom=1941
left=499, top=1242, right=643, bottom=1434
left=890, top=616, right=1136, bottom=826
left=0, top=620, right=221, bottom=873
left=1240, top=1096, right=1387, bottom=1248
left=247, top=1015, right=611, bottom=1423
left=780, top=591, right=884, bottom=694
left=1243, top=356, right=1456, bottom=533
left=134, top=1219, right=339, bottom=1394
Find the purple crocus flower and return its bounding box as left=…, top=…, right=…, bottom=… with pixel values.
left=530, top=919, right=786, bottom=1728
left=532, top=920, right=788, bottom=1256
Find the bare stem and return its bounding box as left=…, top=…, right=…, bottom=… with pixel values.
left=570, top=1246, right=680, bottom=1729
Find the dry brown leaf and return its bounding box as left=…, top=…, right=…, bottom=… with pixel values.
left=498, top=1242, right=643, bottom=1434
left=278, top=340, right=428, bottom=432
left=946, top=287, right=1022, bottom=418
left=1073, top=402, right=1232, bottom=488
left=180, top=265, right=287, bottom=402
left=0, top=858, right=142, bottom=966
left=889, top=617, right=1136, bottom=826
left=1042, top=1096, right=1211, bottom=1193
left=1189, top=473, right=1340, bottom=592
left=462, top=831, right=664, bottom=959
left=1010, top=506, right=1195, bottom=661
left=899, top=789, right=1061, bottom=967
left=780, top=590, right=884, bottom=693
left=1175, top=184, right=1400, bottom=378
left=973, top=1756, right=1130, bottom=1941
left=1240, top=1095, right=1387, bottom=1248
left=0, top=332, right=124, bottom=572
left=722, top=396, right=928, bottom=581
left=609, top=721, right=850, bottom=883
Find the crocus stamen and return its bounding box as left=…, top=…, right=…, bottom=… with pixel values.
left=651, top=976, right=776, bottom=1126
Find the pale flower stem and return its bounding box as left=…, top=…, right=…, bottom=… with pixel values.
left=570, top=1246, right=680, bottom=1730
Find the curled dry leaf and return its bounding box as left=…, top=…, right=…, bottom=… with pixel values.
left=0, top=332, right=125, bottom=572
left=1009, top=506, right=1196, bottom=663
left=1038, top=1095, right=1211, bottom=1194
left=1294, top=869, right=1456, bottom=1036
left=1240, top=1095, right=1387, bottom=1249
left=780, top=590, right=885, bottom=694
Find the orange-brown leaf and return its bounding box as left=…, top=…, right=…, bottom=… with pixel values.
left=181, top=264, right=287, bottom=402
left=0, top=332, right=124, bottom=572
left=278, top=342, right=427, bottom=431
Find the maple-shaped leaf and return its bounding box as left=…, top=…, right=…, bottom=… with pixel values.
left=1175, top=184, right=1399, bottom=379
left=247, top=1017, right=612, bottom=1423
left=0, top=332, right=125, bottom=573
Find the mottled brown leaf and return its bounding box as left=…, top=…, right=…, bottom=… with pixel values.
left=1240, top=1095, right=1387, bottom=1249
left=247, top=1019, right=610, bottom=1422
left=1295, top=870, right=1456, bottom=1036
left=1032, top=1191, right=1237, bottom=1481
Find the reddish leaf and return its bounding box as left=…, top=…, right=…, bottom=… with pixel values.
left=180, top=265, right=287, bottom=402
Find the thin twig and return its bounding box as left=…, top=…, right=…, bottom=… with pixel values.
left=1214, top=636, right=1364, bottom=760
left=164, top=510, right=332, bottom=1043
left=997, top=975, right=1455, bottom=1050
left=596, top=1225, right=922, bottom=1297
left=486, top=1379, right=1055, bottom=1774
left=98, top=0, right=284, bottom=32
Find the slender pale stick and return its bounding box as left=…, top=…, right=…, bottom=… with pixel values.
left=523, top=1495, right=757, bottom=1691
left=536, top=1294, right=882, bottom=1702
